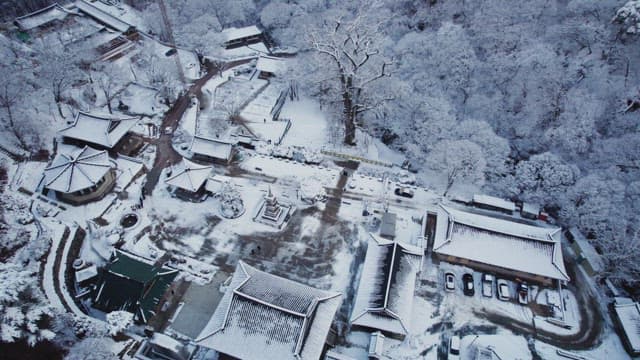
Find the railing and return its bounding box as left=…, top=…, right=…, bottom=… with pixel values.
left=320, top=149, right=393, bottom=168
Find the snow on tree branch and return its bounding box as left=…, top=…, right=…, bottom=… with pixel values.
left=613, top=1, right=640, bottom=34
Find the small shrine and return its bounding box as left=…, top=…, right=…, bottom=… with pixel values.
left=253, top=187, right=294, bottom=229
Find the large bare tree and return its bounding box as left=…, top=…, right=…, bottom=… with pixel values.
left=36, top=42, right=82, bottom=118
left=93, top=63, right=127, bottom=114
left=307, top=3, right=393, bottom=145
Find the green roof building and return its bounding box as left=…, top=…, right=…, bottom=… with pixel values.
left=94, top=250, right=178, bottom=323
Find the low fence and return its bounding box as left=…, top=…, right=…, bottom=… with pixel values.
left=320, top=149, right=393, bottom=168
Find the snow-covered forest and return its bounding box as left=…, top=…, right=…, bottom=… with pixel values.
left=1, top=0, right=640, bottom=358
left=144, top=0, right=640, bottom=287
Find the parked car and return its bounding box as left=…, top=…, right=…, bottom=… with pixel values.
left=462, top=273, right=475, bottom=296
left=518, top=282, right=529, bottom=305
left=482, top=273, right=494, bottom=298
left=394, top=187, right=414, bottom=198
left=445, top=272, right=455, bottom=292
left=497, top=279, right=510, bottom=301
left=398, top=173, right=416, bottom=185
left=448, top=335, right=461, bottom=359
left=165, top=48, right=177, bottom=56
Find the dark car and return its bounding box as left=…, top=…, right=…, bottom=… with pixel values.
left=518, top=282, right=529, bottom=304
left=394, top=187, right=414, bottom=198
left=165, top=48, right=177, bottom=56
left=462, top=273, right=475, bottom=296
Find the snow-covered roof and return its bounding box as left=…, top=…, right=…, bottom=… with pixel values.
left=380, top=212, right=397, bottom=238
left=75, top=264, right=98, bottom=283
left=613, top=301, right=640, bottom=352
left=473, top=194, right=516, bottom=212
left=59, top=112, right=138, bottom=148
left=464, top=335, right=532, bottom=360
left=569, top=227, right=604, bottom=273
left=325, top=350, right=358, bottom=360
left=197, top=261, right=342, bottom=360
left=368, top=332, right=385, bottom=357
left=204, top=175, right=225, bottom=194
left=351, top=234, right=422, bottom=337
left=190, top=136, right=233, bottom=161
left=149, top=333, right=184, bottom=355
left=14, top=3, right=72, bottom=31
left=222, top=25, right=262, bottom=42
left=43, top=146, right=112, bottom=194
left=165, top=158, right=212, bottom=192
left=434, top=205, right=570, bottom=281
left=256, top=56, right=285, bottom=74
left=521, top=202, right=540, bottom=215
left=74, top=0, right=132, bottom=32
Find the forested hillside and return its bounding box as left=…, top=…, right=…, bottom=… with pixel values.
left=141, top=0, right=640, bottom=286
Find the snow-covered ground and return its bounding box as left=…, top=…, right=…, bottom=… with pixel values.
left=119, top=83, right=165, bottom=117
left=279, top=98, right=329, bottom=149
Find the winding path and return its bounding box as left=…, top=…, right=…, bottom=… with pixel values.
left=37, top=59, right=251, bottom=319
left=143, top=59, right=252, bottom=196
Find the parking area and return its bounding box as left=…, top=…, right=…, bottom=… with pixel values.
left=440, top=265, right=541, bottom=306
left=433, top=262, right=579, bottom=330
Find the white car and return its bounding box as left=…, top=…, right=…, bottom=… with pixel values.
left=497, top=279, right=510, bottom=301
left=164, top=126, right=173, bottom=135
left=445, top=272, right=455, bottom=292
left=448, top=335, right=461, bottom=359
left=482, top=273, right=494, bottom=298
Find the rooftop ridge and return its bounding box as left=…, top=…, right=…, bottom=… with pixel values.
left=443, top=204, right=558, bottom=243
left=382, top=242, right=399, bottom=309
left=233, top=286, right=309, bottom=318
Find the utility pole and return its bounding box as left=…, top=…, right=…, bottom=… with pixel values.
left=157, top=0, right=186, bottom=84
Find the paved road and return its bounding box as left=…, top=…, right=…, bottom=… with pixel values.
left=476, top=258, right=603, bottom=350
left=143, top=59, right=252, bottom=195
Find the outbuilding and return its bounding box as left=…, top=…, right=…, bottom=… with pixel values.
left=58, top=111, right=139, bottom=153
left=256, top=55, right=286, bottom=79
left=93, top=250, right=178, bottom=324
left=434, top=204, right=570, bottom=285
left=472, top=194, right=516, bottom=215
left=43, top=146, right=116, bottom=205
left=190, top=135, right=234, bottom=164
left=222, top=25, right=263, bottom=49
left=612, top=298, right=640, bottom=356
left=165, top=158, right=213, bottom=201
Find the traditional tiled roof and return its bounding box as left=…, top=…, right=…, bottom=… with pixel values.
left=14, top=3, right=72, bottom=31
left=350, top=234, right=422, bottom=337
left=222, top=26, right=262, bottom=42
left=197, top=261, right=342, bottom=360
left=94, top=250, right=177, bottom=323
left=58, top=111, right=138, bottom=148
left=472, top=194, right=516, bottom=212
left=43, top=146, right=112, bottom=194
left=434, top=205, right=570, bottom=281
left=613, top=299, right=640, bottom=353
left=256, top=56, right=285, bottom=74
left=74, top=0, right=132, bottom=32
left=165, top=158, right=212, bottom=192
